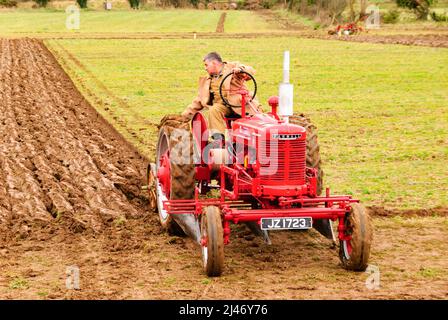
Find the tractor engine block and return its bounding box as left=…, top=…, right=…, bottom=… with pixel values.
left=230, top=113, right=310, bottom=198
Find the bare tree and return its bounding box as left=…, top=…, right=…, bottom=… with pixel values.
left=329, top=0, right=347, bottom=24
left=360, top=0, right=368, bottom=16
left=315, top=0, right=322, bottom=21
left=348, top=0, right=356, bottom=22
left=300, top=0, right=307, bottom=14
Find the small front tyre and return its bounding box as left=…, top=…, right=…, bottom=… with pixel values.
left=200, top=206, right=224, bottom=277
left=339, top=203, right=373, bottom=271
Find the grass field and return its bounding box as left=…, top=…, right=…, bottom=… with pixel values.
left=45, top=37, right=448, bottom=210
left=0, top=9, right=280, bottom=35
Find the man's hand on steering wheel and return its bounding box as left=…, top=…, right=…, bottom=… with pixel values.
left=231, top=67, right=250, bottom=80
left=219, top=70, right=257, bottom=109
left=231, top=67, right=242, bottom=74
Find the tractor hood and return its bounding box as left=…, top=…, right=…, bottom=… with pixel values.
left=231, top=114, right=306, bottom=144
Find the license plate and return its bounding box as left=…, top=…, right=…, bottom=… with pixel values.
left=261, top=217, right=312, bottom=230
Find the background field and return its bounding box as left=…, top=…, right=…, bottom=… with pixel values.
left=0, top=9, right=282, bottom=35
left=45, top=37, right=448, bottom=210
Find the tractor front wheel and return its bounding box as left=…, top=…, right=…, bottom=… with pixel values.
left=339, top=203, right=373, bottom=271
left=200, top=206, right=224, bottom=277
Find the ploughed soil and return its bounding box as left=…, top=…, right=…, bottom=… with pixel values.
left=0, top=39, right=447, bottom=300
left=313, top=33, right=448, bottom=48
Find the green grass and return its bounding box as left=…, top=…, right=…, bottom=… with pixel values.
left=273, top=9, right=319, bottom=29
left=2, top=4, right=448, bottom=37
left=0, top=9, right=220, bottom=34
left=9, top=277, right=29, bottom=290
left=45, top=37, right=448, bottom=210
left=0, top=9, right=281, bottom=36
left=224, top=10, right=280, bottom=33
left=417, top=267, right=444, bottom=278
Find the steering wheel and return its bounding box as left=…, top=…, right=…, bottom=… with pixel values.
left=219, top=70, right=257, bottom=109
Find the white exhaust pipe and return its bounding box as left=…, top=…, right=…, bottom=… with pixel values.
left=278, top=51, right=294, bottom=122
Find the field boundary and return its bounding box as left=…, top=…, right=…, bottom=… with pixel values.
left=43, top=40, right=150, bottom=163
left=0, top=32, right=442, bottom=48
left=46, top=40, right=158, bottom=157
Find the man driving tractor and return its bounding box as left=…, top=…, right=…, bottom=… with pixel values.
left=182, top=52, right=262, bottom=137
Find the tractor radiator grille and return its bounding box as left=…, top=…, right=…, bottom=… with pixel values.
left=259, top=138, right=306, bottom=184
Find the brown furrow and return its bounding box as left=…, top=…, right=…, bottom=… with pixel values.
left=0, top=39, right=150, bottom=237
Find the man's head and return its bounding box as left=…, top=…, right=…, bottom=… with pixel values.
left=203, top=52, right=223, bottom=76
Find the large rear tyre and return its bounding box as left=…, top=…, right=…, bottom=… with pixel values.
left=147, top=163, right=157, bottom=210
left=155, top=115, right=195, bottom=236
left=200, top=206, right=224, bottom=277
left=339, top=203, right=373, bottom=271
left=289, top=113, right=323, bottom=195
left=290, top=114, right=334, bottom=240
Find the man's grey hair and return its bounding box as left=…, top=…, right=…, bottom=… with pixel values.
left=203, top=52, right=222, bottom=63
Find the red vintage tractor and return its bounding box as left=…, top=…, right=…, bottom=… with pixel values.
left=147, top=66, right=372, bottom=277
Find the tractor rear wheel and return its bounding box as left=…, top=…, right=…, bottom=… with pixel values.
left=155, top=115, right=195, bottom=236
left=289, top=113, right=323, bottom=195
left=290, top=114, right=334, bottom=240
left=200, top=206, right=225, bottom=277
left=147, top=163, right=157, bottom=209
left=339, top=203, right=373, bottom=271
